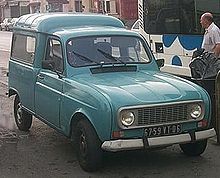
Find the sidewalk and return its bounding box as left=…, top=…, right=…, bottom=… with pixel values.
left=0, top=50, right=9, bottom=86
left=0, top=50, right=17, bottom=147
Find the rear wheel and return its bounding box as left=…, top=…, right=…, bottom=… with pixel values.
left=180, top=140, right=207, bottom=156
left=14, top=95, right=32, bottom=131
left=73, top=119, right=103, bottom=172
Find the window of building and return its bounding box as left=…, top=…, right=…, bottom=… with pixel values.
left=105, top=0, right=110, bottom=13
left=75, top=0, right=83, bottom=12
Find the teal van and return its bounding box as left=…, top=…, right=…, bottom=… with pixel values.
left=8, top=13, right=216, bottom=171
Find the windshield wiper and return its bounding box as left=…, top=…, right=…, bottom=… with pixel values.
left=97, top=49, right=126, bottom=65
left=72, top=51, right=99, bottom=65
left=118, top=56, right=136, bottom=62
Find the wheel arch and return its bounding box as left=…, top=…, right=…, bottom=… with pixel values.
left=67, top=103, right=112, bottom=142
left=69, top=112, right=100, bottom=141
left=8, top=87, right=19, bottom=97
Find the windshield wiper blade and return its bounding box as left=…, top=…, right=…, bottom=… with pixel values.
left=118, top=56, right=136, bottom=62
left=97, top=49, right=126, bottom=65
left=72, top=51, right=99, bottom=65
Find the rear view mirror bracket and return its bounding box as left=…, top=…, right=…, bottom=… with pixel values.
left=156, top=58, right=165, bottom=68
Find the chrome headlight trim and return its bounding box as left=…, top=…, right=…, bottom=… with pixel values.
left=120, top=111, right=135, bottom=127
left=189, top=103, right=204, bottom=120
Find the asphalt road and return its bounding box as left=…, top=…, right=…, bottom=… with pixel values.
left=1, top=31, right=220, bottom=178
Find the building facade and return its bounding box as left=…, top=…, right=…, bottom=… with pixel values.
left=0, top=0, right=137, bottom=27
left=0, top=0, right=29, bottom=21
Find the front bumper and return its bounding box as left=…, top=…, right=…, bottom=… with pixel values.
left=101, top=128, right=216, bottom=152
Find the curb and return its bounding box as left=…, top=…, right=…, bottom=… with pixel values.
left=0, top=49, right=10, bottom=52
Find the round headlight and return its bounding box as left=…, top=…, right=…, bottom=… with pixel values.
left=190, top=104, right=202, bottom=119
left=121, top=112, right=135, bottom=126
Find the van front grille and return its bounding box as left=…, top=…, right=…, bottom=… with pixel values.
left=137, top=104, right=188, bottom=126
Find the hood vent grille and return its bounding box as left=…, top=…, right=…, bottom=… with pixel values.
left=90, top=65, right=137, bottom=74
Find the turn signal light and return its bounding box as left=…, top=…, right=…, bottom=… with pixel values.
left=112, top=131, right=124, bottom=139
left=198, top=120, right=208, bottom=128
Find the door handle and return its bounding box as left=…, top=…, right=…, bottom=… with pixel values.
left=37, top=74, right=45, bottom=80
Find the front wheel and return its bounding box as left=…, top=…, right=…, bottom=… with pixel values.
left=73, top=119, right=103, bottom=172
left=14, top=95, right=32, bottom=131
left=180, top=139, right=207, bottom=156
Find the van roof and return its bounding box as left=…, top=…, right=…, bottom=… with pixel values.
left=14, top=13, right=125, bottom=33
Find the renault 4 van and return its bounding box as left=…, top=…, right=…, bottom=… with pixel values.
left=8, top=13, right=216, bottom=171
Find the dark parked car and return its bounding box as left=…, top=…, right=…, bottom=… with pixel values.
left=0, top=18, right=12, bottom=31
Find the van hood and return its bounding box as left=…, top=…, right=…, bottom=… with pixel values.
left=71, top=70, right=203, bottom=107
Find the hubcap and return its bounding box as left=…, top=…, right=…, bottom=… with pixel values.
left=16, top=103, right=23, bottom=125
left=79, top=132, right=87, bottom=158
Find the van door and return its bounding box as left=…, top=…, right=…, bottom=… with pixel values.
left=35, top=38, right=64, bottom=128
left=9, top=34, right=36, bottom=112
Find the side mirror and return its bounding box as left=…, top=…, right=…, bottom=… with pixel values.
left=42, top=60, right=55, bottom=71
left=156, top=58, right=165, bottom=68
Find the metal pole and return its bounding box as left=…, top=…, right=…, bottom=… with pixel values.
left=194, top=0, right=198, bottom=31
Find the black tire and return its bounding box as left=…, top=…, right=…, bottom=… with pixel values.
left=14, top=95, right=32, bottom=131
left=73, top=119, right=103, bottom=172
left=180, top=139, right=207, bottom=156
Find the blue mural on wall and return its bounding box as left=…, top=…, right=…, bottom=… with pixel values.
left=172, top=55, right=182, bottom=66
left=162, top=34, right=203, bottom=50
left=162, top=34, right=204, bottom=66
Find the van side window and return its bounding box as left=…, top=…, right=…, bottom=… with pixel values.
left=11, top=34, right=36, bottom=64
left=45, top=38, right=64, bottom=73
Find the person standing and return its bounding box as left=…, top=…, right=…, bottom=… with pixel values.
left=200, top=12, right=220, bottom=58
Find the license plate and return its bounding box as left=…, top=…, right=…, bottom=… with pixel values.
left=145, top=124, right=182, bottom=137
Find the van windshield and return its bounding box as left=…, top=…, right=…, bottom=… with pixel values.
left=66, top=36, right=151, bottom=67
